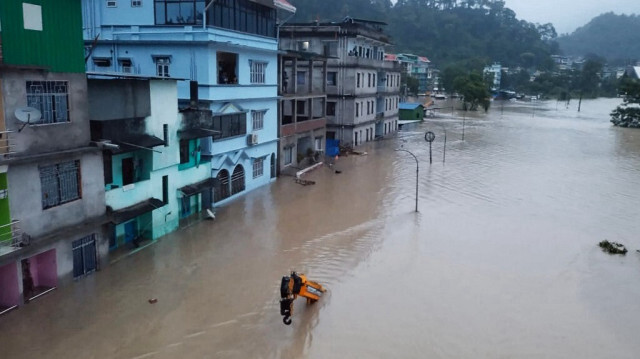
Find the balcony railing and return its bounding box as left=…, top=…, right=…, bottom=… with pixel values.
left=0, top=130, right=16, bottom=158
left=0, top=220, right=25, bottom=254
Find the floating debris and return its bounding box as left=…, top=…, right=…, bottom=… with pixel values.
left=148, top=298, right=158, bottom=304
left=598, top=240, right=628, bottom=255
left=295, top=178, right=315, bottom=186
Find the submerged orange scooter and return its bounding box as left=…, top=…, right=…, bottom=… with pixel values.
left=279, top=271, right=326, bottom=325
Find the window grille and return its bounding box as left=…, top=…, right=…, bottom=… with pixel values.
left=253, top=158, right=264, bottom=178
left=231, top=165, right=245, bottom=195
left=107, top=0, right=117, bottom=7
left=252, top=110, right=265, bottom=130
left=131, top=0, right=142, bottom=6
left=26, top=81, right=70, bottom=124
left=215, top=170, right=230, bottom=202
left=249, top=61, right=267, bottom=84
left=40, top=160, right=81, bottom=209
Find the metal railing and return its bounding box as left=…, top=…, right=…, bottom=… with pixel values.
left=0, top=129, right=16, bottom=157
left=0, top=220, right=25, bottom=250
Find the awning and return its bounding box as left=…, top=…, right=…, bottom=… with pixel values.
left=110, top=198, right=164, bottom=224
left=178, top=128, right=219, bottom=140
left=179, top=178, right=217, bottom=197
left=112, top=134, right=165, bottom=154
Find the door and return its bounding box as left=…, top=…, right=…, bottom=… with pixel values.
left=72, top=235, right=97, bottom=278
left=122, top=157, right=134, bottom=185
left=124, top=220, right=137, bottom=244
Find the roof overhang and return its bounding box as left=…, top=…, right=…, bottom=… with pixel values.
left=179, top=178, right=217, bottom=197
left=109, top=198, right=164, bottom=224
left=111, top=134, right=165, bottom=154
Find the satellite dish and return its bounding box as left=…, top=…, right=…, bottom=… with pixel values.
left=15, top=107, right=42, bottom=123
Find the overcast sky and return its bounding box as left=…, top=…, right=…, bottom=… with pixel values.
left=503, top=0, right=639, bottom=35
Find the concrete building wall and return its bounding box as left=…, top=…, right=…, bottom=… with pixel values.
left=1, top=71, right=91, bottom=155
left=7, top=151, right=105, bottom=239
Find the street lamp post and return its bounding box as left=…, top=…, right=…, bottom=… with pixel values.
left=395, top=148, right=419, bottom=212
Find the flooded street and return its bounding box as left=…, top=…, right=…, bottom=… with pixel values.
left=2, top=98, right=640, bottom=358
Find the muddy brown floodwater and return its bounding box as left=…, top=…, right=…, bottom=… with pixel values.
left=2, top=98, right=640, bottom=358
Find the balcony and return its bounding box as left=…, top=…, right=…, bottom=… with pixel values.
left=281, top=118, right=326, bottom=137
left=0, top=220, right=24, bottom=256
left=0, top=130, right=16, bottom=159
left=105, top=178, right=155, bottom=211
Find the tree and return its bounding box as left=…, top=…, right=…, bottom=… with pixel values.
left=611, top=78, right=640, bottom=128
left=452, top=71, right=491, bottom=111
left=401, top=73, right=420, bottom=95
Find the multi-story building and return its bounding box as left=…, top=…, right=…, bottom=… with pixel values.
left=484, top=63, right=503, bottom=92
left=391, top=53, right=432, bottom=94
left=0, top=0, right=108, bottom=312
left=277, top=50, right=327, bottom=173
left=87, top=77, right=215, bottom=251
left=280, top=17, right=401, bottom=147
left=81, top=0, right=295, bottom=205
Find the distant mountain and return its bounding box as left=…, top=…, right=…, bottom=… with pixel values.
left=557, top=13, right=640, bottom=63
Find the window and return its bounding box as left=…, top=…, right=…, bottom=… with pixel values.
left=253, top=158, right=264, bottom=178
left=315, top=137, right=322, bottom=151
left=296, top=101, right=306, bottom=115
left=211, top=113, right=247, bottom=140
left=26, top=81, right=70, bottom=124
left=119, top=58, right=132, bottom=73
left=162, top=175, right=168, bottom=204
left=297, top=71, right=306, bottom=85
left=155, top=57, right=170, bottom=77
left=250, top=61, right=267, bottom=84
left=154, top=0, right=204, bottom=25
left=252, top=110, right=265, bottom=130
left=231, top=165, right=245, bottom=195
left=368, top=73, right=371, bottom=87
left=206, top=0, right=277, bottom=37
left=218, top=52, right=238, bottom=84
left=298, top=41, right=310, bottom=51
left=284, top=146, right=293, bottom=165
left=93, top=57, right=111, bottom=67
left=163, top=124, right=169, bottom=146
left=356, top=102, right=360, bottom=117
left=327, top=72, right=337, bottom=86
left=179, top=140, right=190, bottom=164
left=215, top=170, right=230, bottom=202
left=131, top=0, right=142, bottom=6
left=323, top=41, right=338, bottom=57
left=40, top=160, right=81, bottom=209
left=357, top=73, right=361, bottom=88
left=107, top=0, right=117, bottom=7
left=23, top=3, right=43, bottom=31
left=327, top=102, right=336, bottom=116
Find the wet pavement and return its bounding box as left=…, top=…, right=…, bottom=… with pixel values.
left=1, top=98, right=640, bottom=358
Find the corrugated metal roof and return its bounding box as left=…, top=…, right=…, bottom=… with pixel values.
left=399, top=103, right=423, bottom=110
left=385, top=54, right=397, bottom=61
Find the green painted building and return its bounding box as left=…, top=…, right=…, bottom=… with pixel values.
left=0, top=171, right=10, bottom=247
left=0, top=0, right=85, bottom=72
left=399, top=102, right=424, bottom=121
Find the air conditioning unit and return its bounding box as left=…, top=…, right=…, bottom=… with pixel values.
left=247, top=133, right=258, bottom=146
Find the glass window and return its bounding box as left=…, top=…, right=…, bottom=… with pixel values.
left=284, top=147, right=293, bottom=165
left=327, top=102, right=336, bottom=116
left=327, top=72, right=337, bottom=86
left=26, top=81, right=70, bottom=124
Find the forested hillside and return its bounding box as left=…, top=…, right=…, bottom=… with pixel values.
left=287, top=0, right=558, bottom=70
left=557, top=13, right=640, bottom=63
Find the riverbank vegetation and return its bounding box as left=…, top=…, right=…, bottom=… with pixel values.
left=611, top=78, right=640, bottom=128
